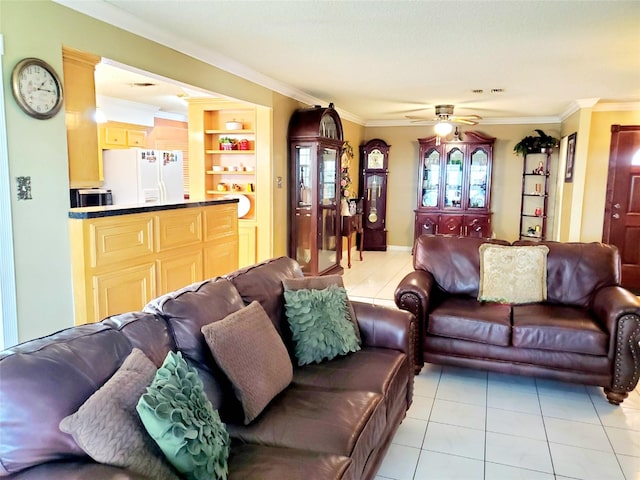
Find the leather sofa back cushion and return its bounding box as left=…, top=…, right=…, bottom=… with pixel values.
left=102, top=312, right=174, bottom=368
left=515, top=241, right=620, bottom=307
left=226, top=256, right=304, bottom=346
left=413, top=235, right=509, bottom=296
left=0, top=324, right=134, bottom=476
left=144, top=279, right=245, bottom=415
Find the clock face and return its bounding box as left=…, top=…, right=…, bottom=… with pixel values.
left=11, top=58, right=64, bottom=119
left=367, top=149, right=385, bottom=169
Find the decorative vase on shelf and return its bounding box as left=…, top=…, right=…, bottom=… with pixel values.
left=341, top=197, right=351, bottom=216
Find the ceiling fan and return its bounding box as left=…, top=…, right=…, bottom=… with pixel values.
left=406, top=104, right=482, bottom=126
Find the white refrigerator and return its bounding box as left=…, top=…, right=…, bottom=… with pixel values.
left=102, top=148, right=184, bottom=205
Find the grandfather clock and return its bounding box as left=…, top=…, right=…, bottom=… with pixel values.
left=359, top=139, right=390, bottom=251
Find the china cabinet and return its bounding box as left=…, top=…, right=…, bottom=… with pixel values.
left=519, top=152, right=551, bottom=240
left=359, top=139, right=390, bottom=250
left=414, top=131, right=494, bottom=243
left=288, top=105, right=343, bottom=276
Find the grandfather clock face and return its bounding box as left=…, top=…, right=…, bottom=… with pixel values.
left=367, top=149, right=385, bottom=169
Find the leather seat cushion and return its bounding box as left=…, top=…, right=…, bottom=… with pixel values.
left=512, top=304, right=609, bottom=356
left=292, top=348, right=405, bottom=395
left=428, top=297, right=512, bottom=346
left=292, top=348, right=408, bottom=424
left=228, top=444, right=353, bottom=480
left=227, top=388, right=385, bottom=477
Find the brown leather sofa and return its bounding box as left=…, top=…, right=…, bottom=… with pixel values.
left=395, top=234, right=640, bottom=405
left=0, top=257, right=415, bottom=479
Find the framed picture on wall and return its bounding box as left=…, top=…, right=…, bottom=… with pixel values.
left=565, top=132, right=577, bottom=182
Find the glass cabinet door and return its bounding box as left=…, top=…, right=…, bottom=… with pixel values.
left=294, top=146, right=313, bottom=272
left=444, top=148, right=464, bottom=208
left=421, top=149, right=440, bottom=207
left=318, top=147, right=338, bottom=273
left=469, top=148, right=489, bottom=208
left=296, top=146, right=313, bottom=206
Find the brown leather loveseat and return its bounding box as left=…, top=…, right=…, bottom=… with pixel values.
left=394, top=234, right=640, bottom=405
left=0, top=257, right=415, bottom=479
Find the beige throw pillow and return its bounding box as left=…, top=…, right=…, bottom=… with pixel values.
left=201, top=301, right=293, bottom=424
left=59, top=348, right=179, bottom=480
left=478, top=244, right=549, bottom=304
left=282, top=275, right=360, bottom=341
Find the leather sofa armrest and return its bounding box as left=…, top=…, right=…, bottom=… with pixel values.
left=353, top=301, right=414, bottom=353
left=592, top=286, right=640, bottom=403
left=352, top=301, right=416, bottom=406
left=592, top=286, right=640, bottom=338
left=393, top=270, right=436, bottom=373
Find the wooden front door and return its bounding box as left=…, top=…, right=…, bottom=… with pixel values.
left=603, top=125, right=640, bottom=293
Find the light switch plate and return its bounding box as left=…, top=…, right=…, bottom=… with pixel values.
left=16, top=176, right=32, bottom=200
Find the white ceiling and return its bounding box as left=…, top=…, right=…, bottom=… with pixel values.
left=60, top=0, right=640, bottom=126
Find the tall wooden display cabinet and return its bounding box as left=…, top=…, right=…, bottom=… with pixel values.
left=288, top=105, right=344, bottom=276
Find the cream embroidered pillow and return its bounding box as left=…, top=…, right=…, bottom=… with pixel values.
left=478, top=244, right=549, bottom=304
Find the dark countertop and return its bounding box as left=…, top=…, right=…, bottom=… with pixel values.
left=69, top=198, right=239, bottom=219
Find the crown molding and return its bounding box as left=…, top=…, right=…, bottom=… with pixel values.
left=55, top=0, right=359, bottom=122
left=560, top=98, right=640, bottom=120
left=560, top=98, right=600, bottom=120
left=594, top=101, right=640, bottom=112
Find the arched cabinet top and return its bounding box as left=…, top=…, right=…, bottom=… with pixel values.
left=288, top=105, right=343, bottom=142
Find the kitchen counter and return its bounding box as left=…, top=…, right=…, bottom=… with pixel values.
left=68, top=198, right=238, bottom=219
left=69, top=200, right=239, bottom=324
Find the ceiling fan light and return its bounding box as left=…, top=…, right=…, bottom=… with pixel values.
left=434, top=121, right=453, bottom=137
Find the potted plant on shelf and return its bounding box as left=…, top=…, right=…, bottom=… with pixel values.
left=513, top=129, right=559, bottom=156
left=219, top=137, right=235, bottom=151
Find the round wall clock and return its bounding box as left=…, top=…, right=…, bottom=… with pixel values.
left=11, top=58, right=64, bottom=120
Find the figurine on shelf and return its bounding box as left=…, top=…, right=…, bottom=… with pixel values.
left=532, top=160, right=545, bottom=175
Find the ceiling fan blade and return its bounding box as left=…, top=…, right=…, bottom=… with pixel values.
left=406, top=115, right=433, bottom=121
left=453, top=118, right=478, bottom=125
left=452, top=114, right=482, bottom=120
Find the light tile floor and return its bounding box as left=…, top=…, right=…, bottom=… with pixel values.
left=341, top=248, right=640, bottom=480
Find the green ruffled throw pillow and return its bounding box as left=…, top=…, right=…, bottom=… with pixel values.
left=284, top=284, right=361, bottom=366
left=136, top=351, right=229, bottom=480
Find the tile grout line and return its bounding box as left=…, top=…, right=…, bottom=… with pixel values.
left=536, top=379, right=559, bottom=479
left=413, top=366, right=442, bottom=480
left=591, top=391, right=629, bottom=480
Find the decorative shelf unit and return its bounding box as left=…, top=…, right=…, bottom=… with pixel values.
left=519, top=152, right=551, bottom=240
left=188, top=99, right=272, bottom=268
left=202, top=115, right=257, bottom=214
left=414, top=131, right=495, bottom=243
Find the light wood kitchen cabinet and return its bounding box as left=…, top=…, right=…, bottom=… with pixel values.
left=63, top=47, right=101, bottom=188
left=99, top=122, right=149, bottom=149
left=69, top=201, right=239, bottom=324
